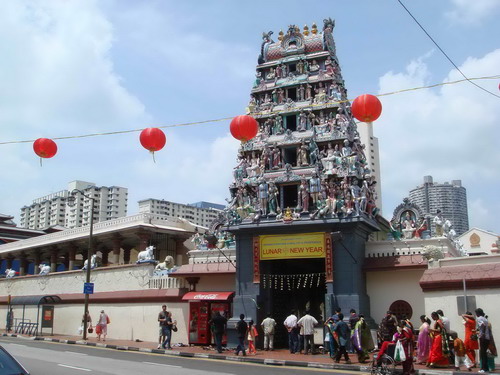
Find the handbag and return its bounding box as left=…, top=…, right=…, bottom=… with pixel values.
left=394, top=340, right=406, bottom=362
left=470, top=333, right=478, bottom=341
left=88, top=326, right=94, bottom=334
left=172, top=324, right=178, bottom=332
left=95, top=325, right=102, bottom=334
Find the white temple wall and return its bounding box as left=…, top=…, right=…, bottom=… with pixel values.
left=195, top=275, right=235, bottom=292
left=366, top=269, right=425, bottom=325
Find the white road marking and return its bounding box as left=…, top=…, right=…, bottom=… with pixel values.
left=142, top=361, right=182, bottom=368
left=64, top=351, right=88, bottom=355
left=58, top=364, right=92, bottom=371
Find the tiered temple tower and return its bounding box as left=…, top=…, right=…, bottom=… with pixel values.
left=223, top=20, right=381, bottom=347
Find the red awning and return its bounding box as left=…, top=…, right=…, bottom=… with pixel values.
left=182, top=291, right=234, bottom=301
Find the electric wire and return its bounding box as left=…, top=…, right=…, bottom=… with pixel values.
left=396, top=0, right=500, bottom=100
left=0, top=74, right=499, bottom=146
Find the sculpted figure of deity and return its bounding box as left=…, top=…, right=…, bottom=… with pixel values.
left=296, top=141, right=309, bottom=167
left=264, top=118, right=273, bottom=136
left=246, top=151, right=261, bottom=178
left=276, top=88, right=285, bottom=104
left=433, top=210, right=444, bottom=236
left=308, top=140, right=320, bottom=166
left=325, top=56, right=335, bottom=76
left=261, top=144, right=272, bottom=170
left=321, top=143, right=340, bottom=174
left=329, top=82, right=342, bottom=101
left=271, top=89, right=278, bottom=104
left=280, top=63, right=288, bottom=78
left=307, top=110, right=317, bottom=129
left=298, top=178, right=310, bottom=213
left=264, top=92, right=271, bottom=103
left=275, top=65, right=282, bottom=79
left=350, top=178, right=362, bottom=216
left=268, top=182, right=279, bottom=215
left=297, top=84, right=305, bottom=101
left=258, top=178, right=269, bottom=216
left=305, top=83, right=313, bottom=100
left=314, top=83, right=328, bottom=103
left=298, top=110, right=307, bottom=131
left=401, top=211, right=416, bottom=239
left=309, top=173, right=322, bottom=209
left=266, top=69, right=275, bottom=80
left=336, top=108, right=349, bottom=134
left=271, top=144, right=281, bottom=169
left=297, top=59, right=305, bottom=74
left=273, top=115, right=284, bottom=135
left=414, top=216, right=428, bottom=239
left=309, top=59, right=320, bottom=72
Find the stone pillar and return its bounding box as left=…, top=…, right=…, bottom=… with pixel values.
left=123, top=245, right=132, bottom=264
left=100, top=248, right=110, bottom=266
left=68, top=244, right=77, bottom=271
left=50, top=248, right=58, bottom=272
left=19, top=253, right=27, bottom=276
left=112, top=235, right=122, bottom=264
left=33, top=251, right=41, bottom=273
left=5, top=256, right=13, bottom=269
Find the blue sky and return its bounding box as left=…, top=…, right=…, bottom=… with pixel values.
left=1, top=0, right=499, bottom=234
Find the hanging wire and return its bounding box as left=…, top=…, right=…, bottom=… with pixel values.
left=0, top=74, right=499, bottom=146
left=396, top=0, right=500, bottom=100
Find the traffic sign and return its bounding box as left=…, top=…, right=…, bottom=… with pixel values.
left=83, top=283, right=94, bottom=294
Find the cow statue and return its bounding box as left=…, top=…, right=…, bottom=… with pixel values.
left=38, top=264, right=51, bottom=275
left=136, top=245, right=156, bottom=264
left=421, top=245, right=444, bottom=263
left=5, top=269, right=16, bottom=279
left=82, top=254, right=97, bottom=270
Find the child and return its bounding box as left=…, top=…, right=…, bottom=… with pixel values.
left=451, top=332, right=473, bottom=371
left=247, top=320, right=258, bottom=355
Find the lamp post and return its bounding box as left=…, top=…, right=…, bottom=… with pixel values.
left=68, top=189, right=95, bottom=341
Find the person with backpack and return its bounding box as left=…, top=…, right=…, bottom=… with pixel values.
left=235, top=314, right=248, bottom=356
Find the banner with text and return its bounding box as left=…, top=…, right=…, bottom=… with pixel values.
left=260, top=232, right=326, bottom=260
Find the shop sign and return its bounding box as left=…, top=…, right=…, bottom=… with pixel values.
left=260, top=232, right=326, bottom=260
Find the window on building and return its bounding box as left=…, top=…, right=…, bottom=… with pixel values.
left=285, top=115, right=297, bottom=132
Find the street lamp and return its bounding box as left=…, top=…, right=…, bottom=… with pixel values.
left=67, top=189, right=95, bottom=341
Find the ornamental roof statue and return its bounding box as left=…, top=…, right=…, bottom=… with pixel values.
left=225, top=19, right=378, bottom=227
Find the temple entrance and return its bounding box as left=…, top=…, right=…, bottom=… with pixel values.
left=260, top=258, right=326, bottom=348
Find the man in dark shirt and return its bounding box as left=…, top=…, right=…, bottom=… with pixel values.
left=209, top=311, right=228, bottom=353
left=334, top=313, right=352, bottom=364
left=157, top=305, right=168, bottom=349
left=235, top=314, right=248, bottom=356
left=378, top=311, right=397, bottom=344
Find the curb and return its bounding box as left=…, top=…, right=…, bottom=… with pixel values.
left=1, top=334, right=459, bottom=374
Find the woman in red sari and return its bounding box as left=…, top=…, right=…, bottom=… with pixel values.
left=462, top=312, right=478, bottom=366
left=428, top=311, right=451, bottom=368
left=398, top=320, right=415, bottom=375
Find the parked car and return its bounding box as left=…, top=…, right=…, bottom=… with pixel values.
left=0, top=345, right=30, bottom=374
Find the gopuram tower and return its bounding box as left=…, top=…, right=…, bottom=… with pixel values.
left=224, top=19, right=380, bottom=346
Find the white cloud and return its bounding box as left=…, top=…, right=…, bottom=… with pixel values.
left=377, top=49, right=500, bottom=232
left=445, top=0, right=500, bottom=25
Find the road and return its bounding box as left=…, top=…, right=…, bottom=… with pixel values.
left=0, top=337, right=364, bottom=375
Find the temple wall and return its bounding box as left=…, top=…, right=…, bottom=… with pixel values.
left=366, top=269, right=425, bottom=325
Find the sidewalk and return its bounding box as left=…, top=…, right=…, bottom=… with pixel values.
left=1, top=332, right=481, bottom=374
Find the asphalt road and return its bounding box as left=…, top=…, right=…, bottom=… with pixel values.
left=0, top=337, right=364, bottom=375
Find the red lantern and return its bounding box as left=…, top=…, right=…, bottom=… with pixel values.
left=351, top=94, right=382, bottom=122
left=140, top=128, right=166, bottom=152
left=230, top=115, right=259, bottom=142
left=33, top=138, right=57, bottom=158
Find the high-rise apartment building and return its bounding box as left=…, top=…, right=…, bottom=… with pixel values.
left=138, top=199, right=223, bottom=228
left=409, top=175, right=469, bottom=235
left=20, top=181, right=128, bottom=230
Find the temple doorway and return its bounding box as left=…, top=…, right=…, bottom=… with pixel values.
left=260, top=258, right=326, bottom=348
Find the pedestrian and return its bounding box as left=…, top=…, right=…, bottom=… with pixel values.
left=396, top=320, right=415, bottom=375
left=437, top=309, right=450, bottom=332
left=6, top=307, right=13, bottom=333
left=332, top=307, right=341, bottom=323
left=284, top=310, right=299, bottom=354
left=297, top=310, right=318, bottom=355
left=209, top=311, right=227, bottom=353
left=96, top=310, right=110, bottom=342
left=157, top=305, right=168, bottom=349
left=235, top=314, right=248, bottom=356
left=461, top=311, right=478, bottom=367
left=324, top=317, right=337, bottom=358
left=378, top=311, right=397, bottom=346
left=417, top=315, right=432, bottom=364
left=428, top=311, right=450, bottom=368
left=81, top=310, right=92, bottom=336
left=351, top=314, right=374, bottom=363
left=162, top=311, right=175, bottom=349
left=333, top=313, right=351, bottom=364
left=475, top=308, right=490, bottom=373
left=261, top=313, right=276, bottom=351
left=247, top=320, right=258, bottom=355
left=450, top=331, right=473, bottom=371
left=484, top=316, right=497, bottom=371
left=348, top=309, right=359, bottom=354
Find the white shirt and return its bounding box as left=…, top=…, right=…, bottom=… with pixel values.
left=261, top=317, right=276, bottom=334
left=297, top=314, right=318, bottom=335
left=441, top=316, right=450, bottom=332
left=284, top=314, right=298, bottom=331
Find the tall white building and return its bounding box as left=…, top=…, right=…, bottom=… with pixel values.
left=138, top=199, right=224, bottom=228
left=409, top=175, right=469, bottom=236
left=357, top=121, right=382, bottom=213
left=20, top=181, right=128, bottom=230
